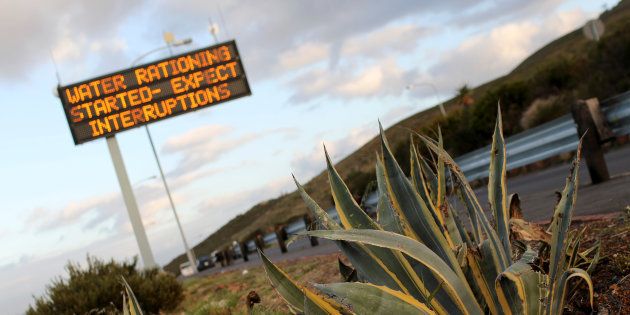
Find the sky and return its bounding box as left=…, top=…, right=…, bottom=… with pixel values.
left=0, top=0, right=617, bottom=313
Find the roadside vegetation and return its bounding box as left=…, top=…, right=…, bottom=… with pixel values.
left=27, top=256, right=182, bottom=314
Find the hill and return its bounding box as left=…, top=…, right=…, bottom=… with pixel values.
left=164, top=0, right=630, bottom=274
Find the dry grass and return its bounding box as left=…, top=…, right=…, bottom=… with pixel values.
left=170, top=254, right=342, bottom=315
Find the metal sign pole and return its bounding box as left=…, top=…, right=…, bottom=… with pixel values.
left=144, top=125, right=198, bottom=273
left=106, top=135, right=157, bottom=268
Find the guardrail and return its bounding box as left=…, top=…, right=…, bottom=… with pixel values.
left=224, top=91, right=630, bottom=261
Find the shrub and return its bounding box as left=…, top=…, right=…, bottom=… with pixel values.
left=27, top=256, right=183, bottom=315
left=520, top=94, right=574, bottom=129
left=262, top=110, right=598, bottom=314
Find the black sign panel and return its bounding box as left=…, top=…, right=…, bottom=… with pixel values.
left=57, top=40, right=251, bottom=145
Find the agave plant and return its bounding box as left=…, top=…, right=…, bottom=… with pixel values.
left=121, top=276, right=144, bottom=315
left=260, top=110, right=600, bottom=314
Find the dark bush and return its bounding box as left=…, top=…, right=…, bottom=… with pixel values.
left=27, top=256, right=183, bottom=315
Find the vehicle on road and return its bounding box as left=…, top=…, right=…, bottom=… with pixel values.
left=179, top=261, right=195, bottom=277
left=197, top=255, right=215, bottom=271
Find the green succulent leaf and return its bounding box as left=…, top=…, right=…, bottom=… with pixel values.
left=495, top=249, right=545, bottom=315
left=488, top=107, right=512, bottom=263
left=418, top=134, right=510, bottom=272
left=316, top=282, right=435, bottom=315
left=259, top=250, right=341, bottom=314
left=546, top=139, right=583, bottom=314
left=121, top=276, right=143, bottom=315
left=379, top=125, right=461, bottom=275
left=304, top=229, right=483, bottom=314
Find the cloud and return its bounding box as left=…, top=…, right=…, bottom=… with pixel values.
left=0, top=0, right=144, bottom=81
left=162, top=125, right=296, bottom=178
left=291, top=122, right=378, bottom=180
left=279, top=41, right=330, bottom=70
left=426, top=8, right=589, bottom=95
left=191, top=176, right=296, bottom=239
left=288, top=58, right=419, bottom=103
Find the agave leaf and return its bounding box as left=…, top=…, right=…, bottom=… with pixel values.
left=455, top=187, right=482, bottom=244
left=418, top=134, right=510, bottom=272
left=294, top=175, right=341, bottom=231
left=325, top=146, right=449, bottom=309
left=488, top=108, right=512, bottom=262
left=420, top=157, right=440, bottom=206
left=379, top=125, right=461, bottom=275
left=325, top=147, right=378, bottom=231
left=376, top=158, right=404, bottom=234
left=546, top=140, right=582, bottom=314
left=435, top=128, right=447, bottom=213
left=122, top=294, right=130, bottom=315
left=295, top=176, right=412, bottom=294
left=495, top=249, right=545, bottom=315
left=567, top=238, right=581, bottom=268
left=568, top=241, right=601, bottom=302
left=410, top=142, right=436, bottom=213
left=584, top=242, right=601, bottom=274
left=411, top=141, right=463, bottom=249
left=121, top=276, right=143, bottom=315
left=464, top=241, right=502, bottom=315
left=550, top=268, right=594, bottom=314
left=259, top=250, right=341, bottom=314
left=380, top=153, right=463, bottom=314
left=376, top=193, right=405, bottom=235
left=316, top=282, right=435, bottom=315
left=566, top=227, right=586, bottom=266
left=305, top=294, right=331, bottom=315
left=305, top=229, right=483, bottom=314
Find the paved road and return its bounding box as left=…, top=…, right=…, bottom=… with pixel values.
left=191, top=145, right=630, bottom=278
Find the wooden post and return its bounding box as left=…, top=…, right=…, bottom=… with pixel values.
left=275, top=226, right=288, bottom=253
left=303, top=214, right=319, bottom=247
left=223, top=248, right=232, bottom=266
left=571, top=99, right=610, bottom=184
left=216, top=251, right=225, bottom=267
left=255, top=233, right=265, bottom=252
left=240, top=241, right=249, bottom=261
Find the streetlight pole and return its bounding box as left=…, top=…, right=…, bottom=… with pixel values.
left=406, top=82, right=447, bottom=117
left=133, top=36, right=199, bottom=274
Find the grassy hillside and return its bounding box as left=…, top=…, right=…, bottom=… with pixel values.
left=164, top=0, right=630, bottom=274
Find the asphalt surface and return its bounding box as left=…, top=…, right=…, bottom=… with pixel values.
left=191, top=145, right=630, bottom=279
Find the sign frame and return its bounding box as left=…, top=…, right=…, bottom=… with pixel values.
left=57, top=40, right=251, bottom=145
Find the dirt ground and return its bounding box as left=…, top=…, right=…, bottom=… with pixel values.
left=566, top=210, right=630, bottom=314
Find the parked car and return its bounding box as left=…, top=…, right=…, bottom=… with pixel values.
left=179, top=261, right=194, bottom=277
left=197, top=255, right=214, bottom=271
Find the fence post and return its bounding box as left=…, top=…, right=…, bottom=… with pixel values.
left=275, top=226, right=288, bottom=253
left=216, top=251, right=225, bottom=267
left=571, top=99, right=610, bottom=184
left=223, top=248, right=232, bottom=266
left=255, top=233, right=265, bottom=252
left=303, top=214, right=319, bottom=247
left=240, top=241, right=249, bottom=261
